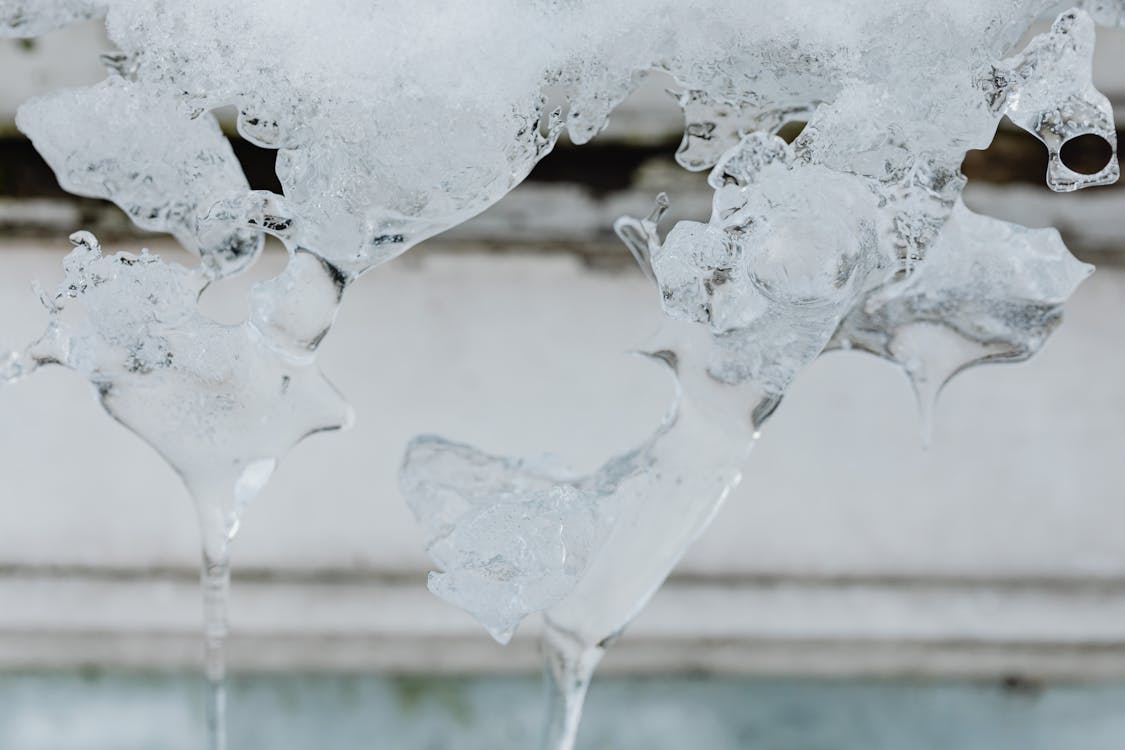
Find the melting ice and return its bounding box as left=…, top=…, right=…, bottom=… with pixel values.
left=2, top=2, right=1123, bottom=750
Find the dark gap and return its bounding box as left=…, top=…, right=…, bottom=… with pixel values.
left=776, top=121, right=806, bottom=144
left=1000, top=675, right=1044, bottom=695
left=1059, top=133, right=1114, bottom=175
left=0, top=137, right=71, bottom=198
left=525, top=138, right=681, bottom=197
left=228, top=137, right=284, bottom=194
left=525, top=123, right=804, bottom=196
left=0, top=136, right=287, bottom=197
left=962, top=127, right=1050, bottom=184
left=0, top=126, right=1119, bottom=203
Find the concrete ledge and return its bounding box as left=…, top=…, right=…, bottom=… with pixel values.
left=1, top=179, right=1124, bottom=266
left=2, top=571, right=1124, bottom=678
left=2, top=244, right=1123, bottom=677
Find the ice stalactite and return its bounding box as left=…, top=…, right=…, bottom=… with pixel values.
left=2, top=1, right=1124, bottom=749
left=832, top=200, right=1093, bottom=444
left=401, top=6, right=1116, bottom=748
left=0, top=230, right=352, bottom=750
left=833, top=9, right=1109, bottom=435
left=3, top=3, right=570, bottom=747
left=403, top=319, right=767, bottom=750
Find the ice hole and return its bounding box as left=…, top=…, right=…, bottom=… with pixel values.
left=1060, top=133, right=1115, bottom=175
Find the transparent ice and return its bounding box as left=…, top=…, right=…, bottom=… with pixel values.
left=1, top=2, right=1123, bottom=749
left=0, top=230, right=353, bottom=748
left=17, top=78, right=263, bottom=279
left=400, top=4, right=1121, bottom=749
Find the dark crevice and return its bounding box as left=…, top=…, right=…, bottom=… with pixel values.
left=0, top=128, right=1122, bottom=201
left=526, top=138, right=681, bottom=197
left=962, top=130, right=1051, bottom=184
left=229, top=137, right=284, bottom=194
left=962, top=128, right=1120, bottom=183
left=1059, top=133, right=1114, bottom=175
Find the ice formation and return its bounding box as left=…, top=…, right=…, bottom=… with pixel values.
left=0, top=230, right=352, bottom=749
left=17, top=79, right=263, bottom=278
left=400, top=4, right=1119, bottom=749
left=1, top=1, right=1122, bottom=749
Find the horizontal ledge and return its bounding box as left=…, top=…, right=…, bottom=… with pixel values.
left=3, top=632, right=1125, bottom=682
left=2, top=573, right=1124, bottom=678
left=4, top=562, right=1125, bottom=594
left=2, top=179, right=1124, bottom=268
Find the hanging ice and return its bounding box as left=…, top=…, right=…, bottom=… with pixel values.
left=833, top=201, right=1093, bottom=433
left=18, top=78, right=263, bottom=279
left=400, top=5, right=1118, bottom=749
left=0, top=231, right=352, bottom=549
left=2, top=2, right=1124, bottom=750
left=0, top=229, right=353, bottom=750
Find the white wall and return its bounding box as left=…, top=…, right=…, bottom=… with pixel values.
left=2, top=10, right=1125, bottom=679
left=1, top=234, right=1123, bottom=677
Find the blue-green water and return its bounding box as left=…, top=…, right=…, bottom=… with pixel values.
left=1, top=672, right=1122, bottom=749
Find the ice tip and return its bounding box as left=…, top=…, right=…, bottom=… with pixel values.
left=918, top=409, right=934, bottom=451
left=648, top=192, right=670, bottom=222
left=486, top=624, right=517, bottom=646
left=424, top=570, right=518, bottom=645
left=0, top=347, right=20, bottom=384
left=910, top=378, right=939, bottom=451
left=68, top=230, right=100, bottom=253
left=340, top=402, right=358, bottom=431
left=401, top=433, right=450, bottom=463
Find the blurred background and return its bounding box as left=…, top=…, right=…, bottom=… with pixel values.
left=1, top=17, right=1124, bottom=750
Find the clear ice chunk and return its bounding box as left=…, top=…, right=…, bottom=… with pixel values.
left=402, top=438, right=603, bottom=644
left=984, top=9, right=1120, bottom=191
left=1, top=232, right=352, bottom=547
left=398, top=8, right=1119, bottom=749
left=402, top=326, right=766, bottom=648
left=17, top=78, right=263, bottom=279
left=832, top=199, right=1093, bottom=432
